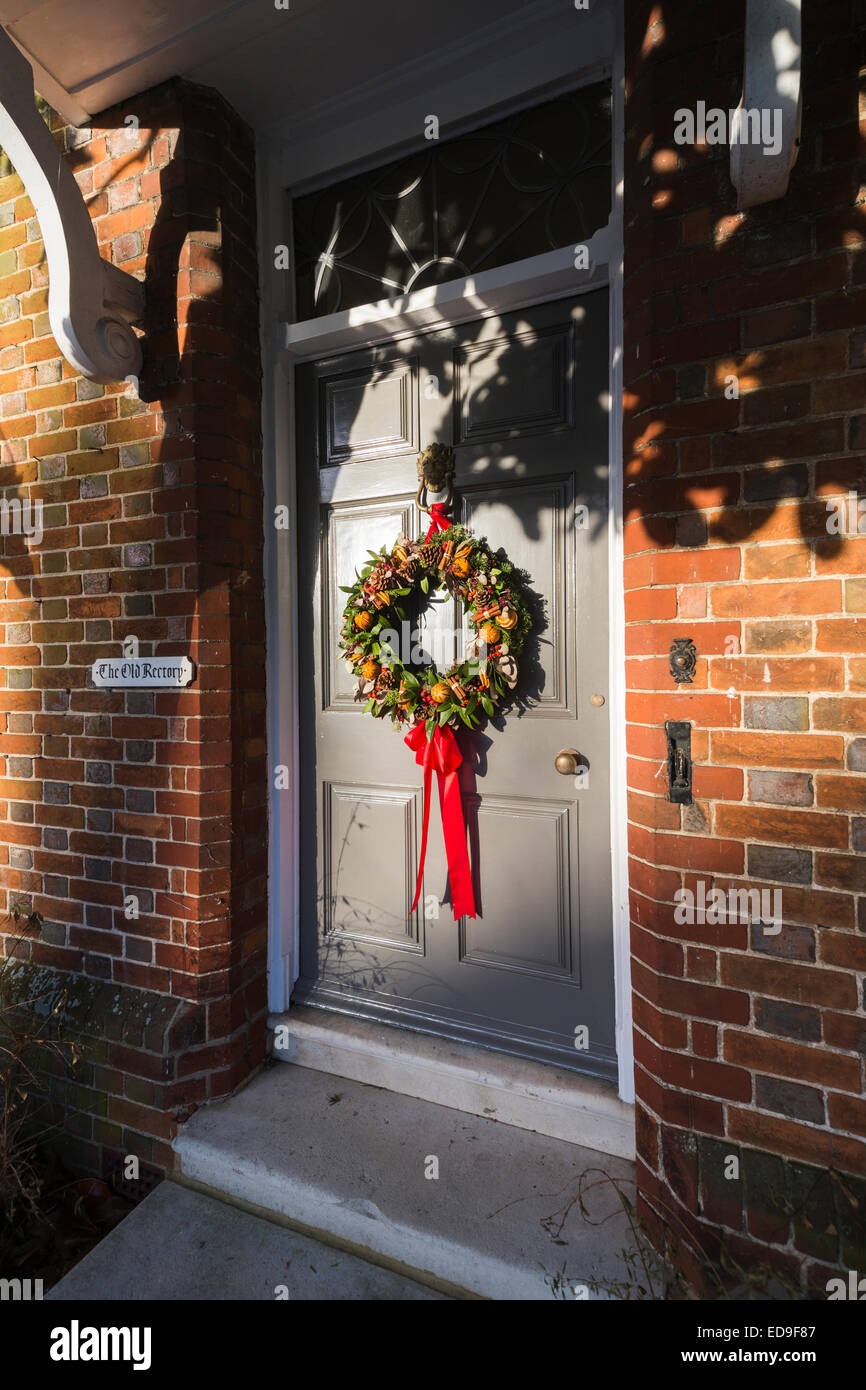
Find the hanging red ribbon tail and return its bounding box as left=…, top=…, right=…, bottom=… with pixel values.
left=405, top=722, right=476, bottom=920
left=424, top=502, right=451, bottom=540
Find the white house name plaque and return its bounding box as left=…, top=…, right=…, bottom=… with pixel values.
left=91, top=657, right=195, bottom=688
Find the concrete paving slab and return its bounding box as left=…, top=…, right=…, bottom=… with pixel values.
left=174, top=1061, right=639, bottom=1300
left=47, top=1180, right=447, bottom=1301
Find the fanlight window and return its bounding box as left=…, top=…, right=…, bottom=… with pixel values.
left=292, top=81, right=612, bottom=320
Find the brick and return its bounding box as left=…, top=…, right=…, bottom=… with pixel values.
left=827, top=1093, right=866, bottom=1140
left=712, top=581, right=842, bottom=619
left=743, top=696, right=809, bottom=732
left=717, top=658, right=842, bottom=693
left=743, top=465, right=808, bottom=505
left=743, top=542, right=810, bottom=580
left=718, top=806, right=847, bottom=850
left=815, top=775, right=866, bottom=811
left=820, top=931, right=866, bottom=972
left=817, top=619, right=866, bottom=652
left=814, top=698, right=866, bottom=732
left=846, top=578, right=866, bottom=611
left=678, top=585, right=706, bottom=618
left=634, top=1028, right=751, bottom=1101
left=742, top=383, right=810, bottom=430
left=815, top=853, right=866, bottom=894
left=715, top=419, right=844, bottom=468
left=721, top=953, right=857, bottom=1010
left=625, top=621, right=740, bottom=657
left=633, top=992, right=688, bottom=1051
left=632, top=957, right=750, bottom=1025
left=691, top=1021, right=718, bottom=1058
left=748, top=771, right=813, bottom=806
left=691, top=764, right=743, bottom=800
left=817, top=535, right=866, bottom=582
left=645, top=549, right=741, bottom=585
left=711, top=730, right=844, bottom=769
left=754, top=1075, right=825, bottom=1125
left=848, top=739, right=866, bottom=771
left=824, top=1012, right=866, bottom=1055
left=755, top=998, right=821, bottom=1043
left=629, top=824, right=745, bottom=874
left=724, top=1030, right=860, bottom=1091
left=625, top=587, right=678, bottom=621
left=744, top=620, right=811, bottom=653
left=626, top=690, right=737, bottom=726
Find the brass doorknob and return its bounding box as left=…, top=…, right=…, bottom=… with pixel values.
left=554, top=748, right=581, bottom=775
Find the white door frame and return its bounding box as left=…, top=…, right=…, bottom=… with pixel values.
left=256, top=0, right=632, bottom=1103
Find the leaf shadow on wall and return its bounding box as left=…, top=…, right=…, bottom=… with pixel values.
left=624, top=0, right=865, bottom=567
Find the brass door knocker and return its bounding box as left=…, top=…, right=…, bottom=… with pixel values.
left=415, top=442, right=454, bottom=515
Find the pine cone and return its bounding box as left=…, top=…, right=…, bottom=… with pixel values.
left=417, top=543, right=441, bottom=568
left=376, top=666, right=397, bottom=691
left=398, top=558, right=420, bottom=581
left=366, top=571, right=388, bottom=592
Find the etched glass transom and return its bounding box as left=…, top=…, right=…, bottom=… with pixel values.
left=292, top=82, right=612, bottom=320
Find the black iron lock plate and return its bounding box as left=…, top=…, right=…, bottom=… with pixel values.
left=665, top=719, right=693, bottom=804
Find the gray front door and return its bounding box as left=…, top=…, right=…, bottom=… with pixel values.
left=295, top=291, right=615, bottom=1078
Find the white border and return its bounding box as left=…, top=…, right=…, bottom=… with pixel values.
left=258, top=3, right=632, bottom=1102
left=259, top=139, right=300, bottom=1011
left=608, top=0, right=633, bottom=1104
left=282, top=234, right=611, bottom=360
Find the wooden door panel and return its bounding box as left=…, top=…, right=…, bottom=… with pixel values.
left=459, top=797, right=576, bottom=981
left=323, top=782, right=422, bottom=948
left=454, top=324, right=573, bottom=444
left=324, top=499, right=414, bottom=708
left=320, top=356, right=419, bottom=465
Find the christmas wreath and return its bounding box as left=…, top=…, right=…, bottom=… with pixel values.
left=338, top=503, right=535, bottom=923
left=339, top=514, right=533, bottom=738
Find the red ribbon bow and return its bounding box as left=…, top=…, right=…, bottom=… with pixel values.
left=425, top=502, right=451, bottom=540
left=404, top=722, right=476, bottom=920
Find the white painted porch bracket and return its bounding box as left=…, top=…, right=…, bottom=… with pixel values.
left=730, top=0, right=802, bottom=209
left=0, top=25, right=144, bottom=382
left=280, top=227, right=612, bottom=360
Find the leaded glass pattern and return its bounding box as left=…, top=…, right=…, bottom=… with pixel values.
left=292, top=81, right=612, bottom=320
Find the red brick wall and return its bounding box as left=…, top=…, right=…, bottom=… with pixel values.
left=0, top=79, right=267, bottom=1177
left=624, top=0, right=866, bottom=1289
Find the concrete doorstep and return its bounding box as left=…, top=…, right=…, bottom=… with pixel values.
left=50, top=1062, right=639, bottom=1301
left=270, top=1004, right=635, bottom=1159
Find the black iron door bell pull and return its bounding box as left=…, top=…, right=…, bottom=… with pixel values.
left=670, top=638, right=697, bottom=684
left=665, top=720, right=693, bottom=804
